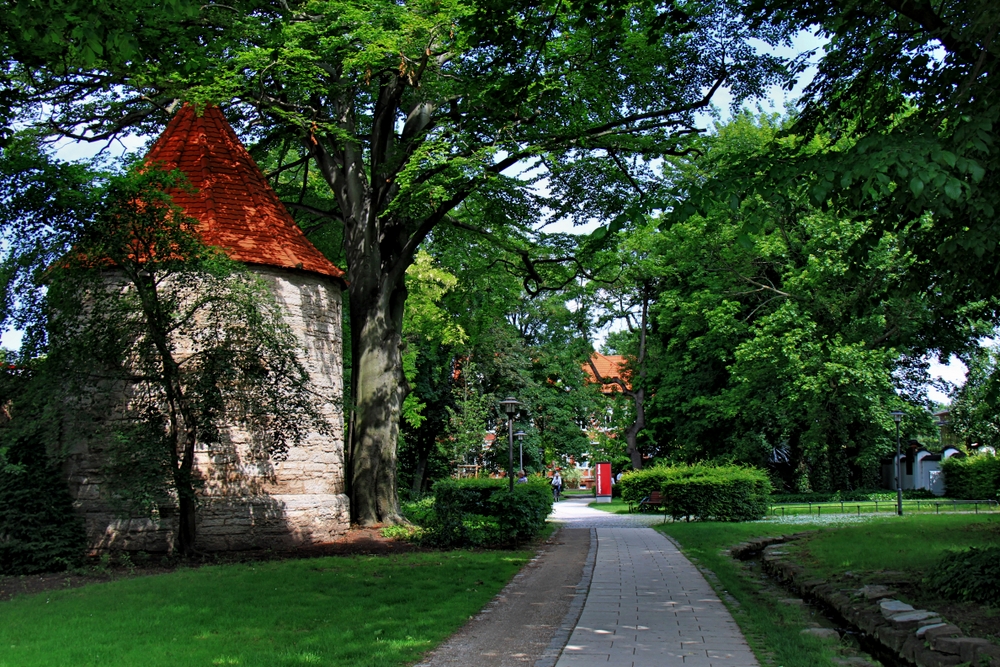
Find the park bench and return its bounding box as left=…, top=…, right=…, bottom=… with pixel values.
left=635, top=491, right=665, bottom=513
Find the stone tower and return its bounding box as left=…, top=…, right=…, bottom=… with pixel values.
left=65, top=105, right=349, bottom=552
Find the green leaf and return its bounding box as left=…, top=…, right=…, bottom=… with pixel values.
left=968, top=161, right=986, bottom=183
left=944, top=178, right=962, bottom=201
left=909, top=177, right=924, bottom=198
left=932, top=150, right=957, bottom=168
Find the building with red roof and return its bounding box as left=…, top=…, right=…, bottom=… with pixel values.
left=583, top=352, right=631, bottom=393
left=66, top=105, right=349, bottom=553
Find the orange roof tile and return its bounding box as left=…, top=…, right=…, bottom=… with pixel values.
left=144, top=104, right=345, bottom=282
left=583, top=353, right=630, bottom=393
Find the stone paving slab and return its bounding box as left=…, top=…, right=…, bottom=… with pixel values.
left=552, top=524, right=759, bottom=667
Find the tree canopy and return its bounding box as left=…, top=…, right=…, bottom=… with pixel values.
left=1, top=0, right=800, bottom=523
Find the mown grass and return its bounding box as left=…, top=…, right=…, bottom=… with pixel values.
left=784, top=513, right=1000, bottom=578
left=0, top=550, right=532, bottom=667
left=587, top=498, right=636, bottom=514
left=591, top=497, right=1000, bottom=518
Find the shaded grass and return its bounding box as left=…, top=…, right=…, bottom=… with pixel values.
left=0, top=550, right=532, bottom=667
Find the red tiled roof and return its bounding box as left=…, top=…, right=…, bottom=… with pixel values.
left=144, top=104, right=345, bottom=281
left=583, top=353, right=630, bottom=393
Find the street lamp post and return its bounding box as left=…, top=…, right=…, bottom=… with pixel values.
left=514, top=430, right=526, bottom=473
left=500, top=397, right=521, bottom=491
left=891, top=410, right=905, bottom=516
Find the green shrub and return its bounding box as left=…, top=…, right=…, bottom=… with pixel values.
left=619, top=464, right=772, bottom=521
left=660, top=465, right=772, bottom=522
left=401, top=496, right=437, bottom=526
left=769, top=489, right=937, bottom=504
left=424, top=477, right=553, bottom=547
left=941, top=454, right=1000, bottom=500
left=489, top=482, right=552, bottom=544
left=617, top=466, right=673, bottom=505
left=0, top=433, right=85, bottom=575
left=379, top=524, right=422, bottom=541
left=925, top=546, right=1000, bottom=607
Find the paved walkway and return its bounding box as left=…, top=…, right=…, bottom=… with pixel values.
left=549, top=498, right=759, bottom=667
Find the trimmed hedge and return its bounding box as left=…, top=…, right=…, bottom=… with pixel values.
left=617, top=466, right=674, bottom=506
left=940, top=454, right=1000, bottom=500
left=769, top=489, right=937, bottom=504
left=424, top=477, right=553, bottom=547
left=925, top=546, right=1000, bottom=607
left=618, top=464, right=772, bottom=522
left=661, top=465, right=772, bottom=522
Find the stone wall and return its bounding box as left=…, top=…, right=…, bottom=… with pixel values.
left=63, top=266, right=349, bottom=552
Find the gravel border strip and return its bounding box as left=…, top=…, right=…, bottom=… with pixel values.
left=533, top=527, right=597, bottom=667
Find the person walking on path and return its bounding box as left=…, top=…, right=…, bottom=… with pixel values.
left=551, top=470, right=562, bottom=501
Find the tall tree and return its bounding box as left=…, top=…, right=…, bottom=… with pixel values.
left=582, top=222, right=665, bottom=470
left=724, top=0, right=1000, bottom=337
left=4, top=0, right=794, bottom=523
left=644, top=113, right=958, bottom=490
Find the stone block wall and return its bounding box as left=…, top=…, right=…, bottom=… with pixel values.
left=63, top=266, right=349, bottom=552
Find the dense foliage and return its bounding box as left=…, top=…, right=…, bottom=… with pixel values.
left=421, top=477, right=553, bottom=547
left=946, top=345, right=1000, bottom=450
left=940, top=455, right=1000, bottom=500
left=0, top=429, right=85, bottom=575
left=397, top=228, right=607, bottom=495
left=925, top=546, right=1000, bottom=608
left=617, top=466, right=677, bottom=506
left=609, top=114, right=942, bottom=492
left=735, top=0, right=1000, bottom=340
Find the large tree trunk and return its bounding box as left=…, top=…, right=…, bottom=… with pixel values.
left=348, top=252, right=409, bottom=526
left=312, top=75, right=443, bottom=525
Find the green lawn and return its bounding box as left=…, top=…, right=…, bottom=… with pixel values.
left=587, top=498, right=635, bottom=514
left=784, top=513, right=1000, bottom=578
left=0, top=550, right=532, bottom=667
